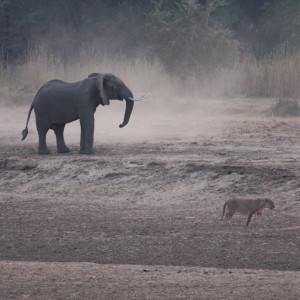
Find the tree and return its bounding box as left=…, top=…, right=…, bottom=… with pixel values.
left=254, top=0, right=300, bottom=55
left=0, top=0, right=36, bottom=61
left=148, top=0, right=239, bottom=79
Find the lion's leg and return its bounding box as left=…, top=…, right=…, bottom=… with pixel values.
left=246, top=212, right=254, bottom=227
left=224, top=211, right=234, bottom=223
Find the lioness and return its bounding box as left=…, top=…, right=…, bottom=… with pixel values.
left=221, top=198, right=275, bottom=227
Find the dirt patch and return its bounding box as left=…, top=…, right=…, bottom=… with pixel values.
left=2, top=262, right=300, bottom=300
left=1, top=104, right=300, bottom=299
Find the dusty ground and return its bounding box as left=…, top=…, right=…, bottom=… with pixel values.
left=1, top=99, right=300, bottom=299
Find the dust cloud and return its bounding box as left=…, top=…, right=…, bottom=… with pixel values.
left=1, top=57, right=232, bottom=149
left=0, top=101, right=223, bottom=150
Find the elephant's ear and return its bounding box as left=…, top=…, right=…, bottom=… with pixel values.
left=95, top=73, right=109, bottom=105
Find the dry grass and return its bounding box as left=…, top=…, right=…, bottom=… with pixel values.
left=0, top=46, right=178, bottom=106
left=1, top=46, right=300, bottom=105
left=239, top=52, right=300, bottom=98
left=211, top=51, right=300, bottom=99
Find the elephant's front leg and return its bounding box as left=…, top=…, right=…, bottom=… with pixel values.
left=79, top=115, right=95, bottom=155
left=54, top=124, right=70, bottom=153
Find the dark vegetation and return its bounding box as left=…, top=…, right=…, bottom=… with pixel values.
left=1, top=0, right=300, bottom=105
left=1, top=0, right=300, bottom=78
left=270, top=99, right=300, bottom=117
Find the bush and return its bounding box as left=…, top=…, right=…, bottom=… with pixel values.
left=148, top=0, right=239, bottom=80
left=269, top=98, right=300, bottom=117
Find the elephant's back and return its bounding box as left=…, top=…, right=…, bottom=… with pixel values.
left=32, top=80, right=81, bottom=109
left=43, top=79, right=81, bottom=88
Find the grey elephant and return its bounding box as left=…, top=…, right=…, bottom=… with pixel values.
left=21, top=73, right=146, bottom=154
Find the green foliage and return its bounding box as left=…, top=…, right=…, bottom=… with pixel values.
left=212, top=0, right=267, bottom=49
left=1, top=0, right=300, bottom=63
left=255, top=0, right=300, bottom=55
left=148, top=0, right=239, bottom=79
left=0, top=0, right=36, bottom=61
left=0, top=0, right=152, bottom=62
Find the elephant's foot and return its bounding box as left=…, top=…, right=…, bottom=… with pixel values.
left=38, top=148, right=50, bottom=155
left=79, top=149, right=95, bottom=155
left=57, top=147, right=70, bottom=154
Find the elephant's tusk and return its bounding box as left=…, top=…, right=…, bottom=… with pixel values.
left=128, top=94, right=149, bottom=101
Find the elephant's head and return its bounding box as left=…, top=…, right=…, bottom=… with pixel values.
left=88, top=73, right=146, bottom=128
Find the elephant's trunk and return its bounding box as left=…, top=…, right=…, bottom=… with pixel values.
left=119, top=99, right=134, bottom=128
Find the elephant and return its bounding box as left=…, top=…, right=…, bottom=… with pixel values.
left=21, top=73, right=146, bottom=154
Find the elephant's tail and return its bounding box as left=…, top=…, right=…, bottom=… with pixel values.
left=21, top=104, right=34, bottom=141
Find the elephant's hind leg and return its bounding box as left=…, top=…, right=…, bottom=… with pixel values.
left=37, top=128, right=50, bottom=155
left=35, top=112, right=50, bottom=154
left=54, top=124, right=70, bottom=153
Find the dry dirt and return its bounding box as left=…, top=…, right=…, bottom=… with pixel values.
left=1, top=99, right=300, bottom=299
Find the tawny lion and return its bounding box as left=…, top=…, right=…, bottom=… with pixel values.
left=221, top=198, right=275, bottom=226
